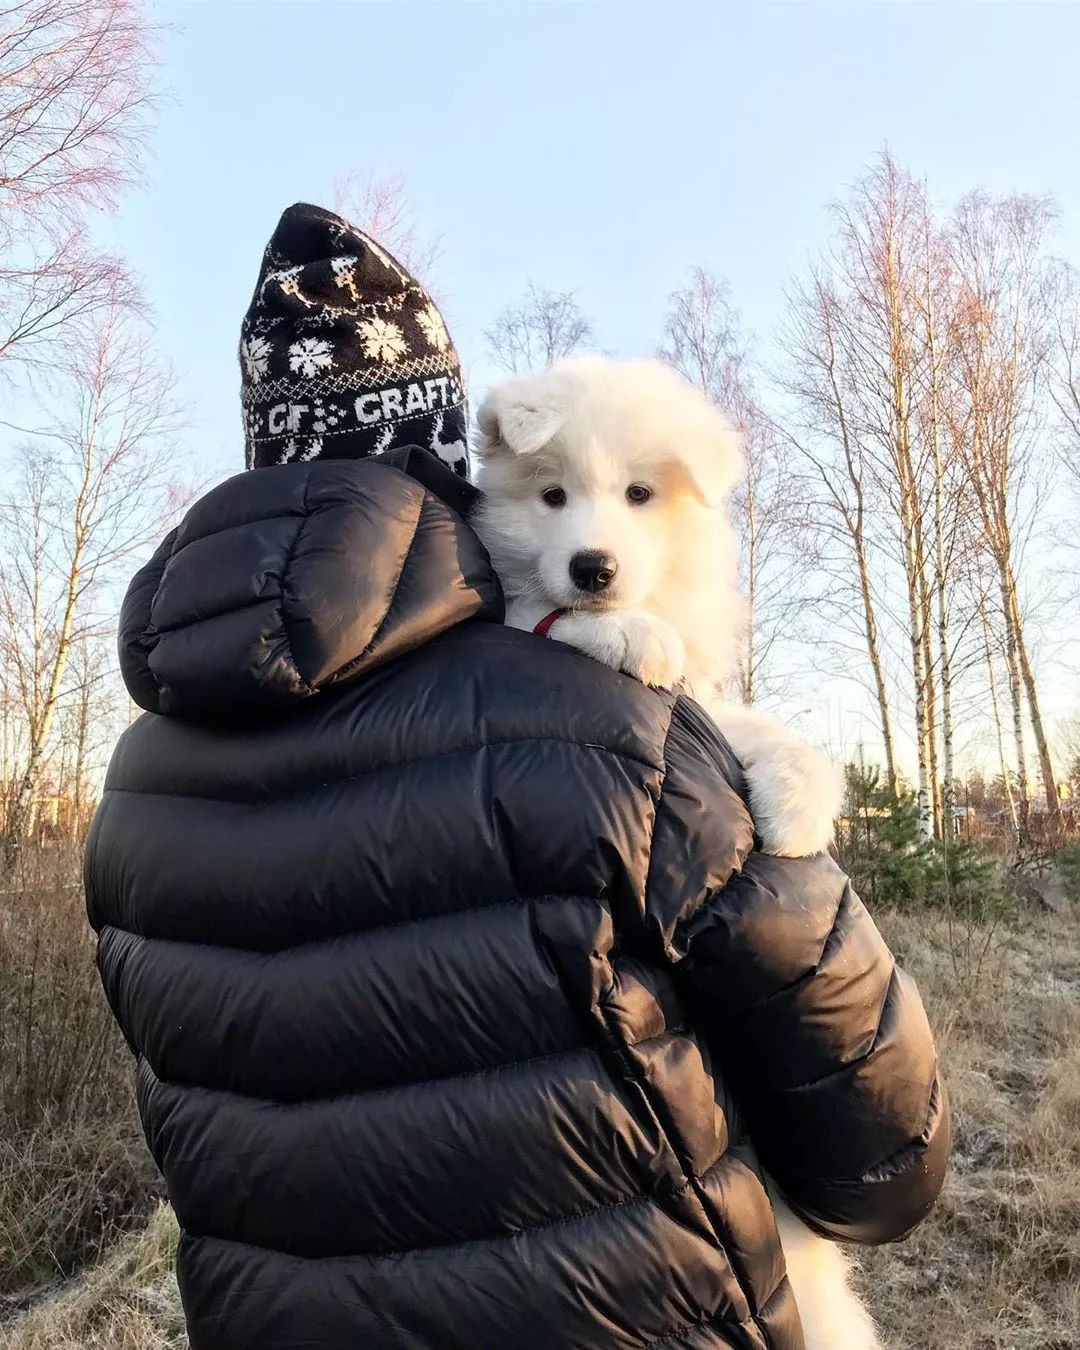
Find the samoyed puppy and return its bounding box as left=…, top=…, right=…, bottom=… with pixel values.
left=472, top=356, right=844, bottom=855
left=472, top=356, right=877, bottom=1350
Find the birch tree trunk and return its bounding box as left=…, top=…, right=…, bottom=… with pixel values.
left=782, top=268, right=900, bottom=794
left=922, top=207, right=957, bottom=841
left=885, top=220, right=934, bottom=840
left=1006, top=568, right=1060, bottom=817
left=998, top=571, right=1030, bottom=833
left=948, top=191, right=1060, bottom=835
left=980, top=596, right=1020, bottom=840
left=900, top=487, right=935, bottom=839
left=0, top=304, right=179, bottom=869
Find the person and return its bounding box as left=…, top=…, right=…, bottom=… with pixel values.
left=85, top=203, right=949, bottom=1350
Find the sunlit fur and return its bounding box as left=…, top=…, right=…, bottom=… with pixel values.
left=472, top=356, right=844, bottom=857
left=473, top=357, right=744, bottom=691
left=773, top=1194, right=882, bottom=1350
left=474, top=357, right=875, bottom=1349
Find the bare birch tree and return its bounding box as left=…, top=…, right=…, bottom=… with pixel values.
left=783, top=158, right=939, bottom=833
left=54, top=632, right=115, bottom=838
left=916, top=195, right=965, bottom=839
left=780, top=267, right=900, bottom=793
left=731, top=409, right=801, bottom=704
left=976, top=584, right=1020, bottom=839
left=660, top=267, right=800, bottom=704
left=0, top=0, right=157, bottom=368
left=332, top=170, right=441, bottom=282
left=485, top=284, right=592, bottom=375
left=846, top=159, right=939, bottom=837
left=947, top=190, right=1060, bottom=821
left=1051, top=262, right=1080, bottom=493
left=0, top=304, right=179, bottom=864
left=659, top=268, right=743, bottom=404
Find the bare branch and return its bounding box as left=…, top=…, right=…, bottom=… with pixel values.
left=661, top=266, right=806, bottom=706
left=1, top=303, right=185, bottom=862
left=485, top=283, right=593, bottom=375
left=331, top=170, right=441, bottom=284
left=0, top=0, right=158, bottom=220
left=0, top=0, right=158, bottom=368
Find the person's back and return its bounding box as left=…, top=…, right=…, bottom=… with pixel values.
left=88, top=446, right=947, bottom=1350
left=86, top=205, right=948, bottom=1349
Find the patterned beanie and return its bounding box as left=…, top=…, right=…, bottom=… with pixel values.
left=239, top=202, right=468, bottom=475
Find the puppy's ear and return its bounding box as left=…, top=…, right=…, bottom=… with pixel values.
left=675, top=410, right=743, bottom=508
left=476, top=377, right=565, bottom=458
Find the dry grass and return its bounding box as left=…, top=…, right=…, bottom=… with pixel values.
left=1, top=844, right=162, bottom=1298
left=0, top=1205, right=185, bottom=1350
left=0, top=844, right=130, bottom=1129
left=2, top=848, right=1077, bottom=1349
left=0, top=1114, right=158, bottom=1298
left=856, top=903, right=1080, bottom=1349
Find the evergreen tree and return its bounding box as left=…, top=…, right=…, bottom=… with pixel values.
left=837, top=761, right=996, bottom=911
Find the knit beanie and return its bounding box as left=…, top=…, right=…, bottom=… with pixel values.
left=239, top=202, right=468, bottom=475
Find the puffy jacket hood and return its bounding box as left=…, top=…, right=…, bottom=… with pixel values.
left=119, top=448, right=503, bottom=722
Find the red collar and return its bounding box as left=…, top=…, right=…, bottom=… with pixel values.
left=532, top=608, right=565, bottom=637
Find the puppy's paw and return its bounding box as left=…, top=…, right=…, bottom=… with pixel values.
left=745, top=741, right=844, bottom=857
left=615, top=613, right=686, bottom=688
left=551, top=611, right=686, bottom=689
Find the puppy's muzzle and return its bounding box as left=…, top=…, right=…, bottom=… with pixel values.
left=569, top=551, right=618, bottom=593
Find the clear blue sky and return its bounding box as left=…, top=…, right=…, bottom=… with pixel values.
left=105, top=0, right=1080, bottom=481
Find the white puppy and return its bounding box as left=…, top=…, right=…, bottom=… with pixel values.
left=472, top=356, right=875, bottom=1350
left=472, top=356, right=843, bottom=857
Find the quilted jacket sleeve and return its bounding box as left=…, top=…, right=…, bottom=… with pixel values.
left=653, top=698, right=950, bottom=1246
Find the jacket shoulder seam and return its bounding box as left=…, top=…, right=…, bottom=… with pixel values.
left=100, top=733, right=665, bottom=806
left=177, top=1158, right=730, bottom=1265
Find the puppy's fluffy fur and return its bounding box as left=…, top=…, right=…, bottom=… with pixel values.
left=473, top=357, right=875, bottom=1350
left=473, top=357, right=844, bottom=857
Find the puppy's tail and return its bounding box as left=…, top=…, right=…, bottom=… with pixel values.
left=771, top=1192, right=883, bottom=1350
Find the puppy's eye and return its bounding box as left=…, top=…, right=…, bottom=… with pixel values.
left=541, top=486, right=567, bottom=508
left=626, top=483, right=652, bottom=505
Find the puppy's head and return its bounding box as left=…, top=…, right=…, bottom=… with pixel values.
left=474, top=357, right=741, bottom=612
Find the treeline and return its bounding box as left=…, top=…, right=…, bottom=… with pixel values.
left=0, top=1, right=178, bottom=866
left=483, top=154, right=1080, bottom=851
left=2, top=9, right=1078, bottom=867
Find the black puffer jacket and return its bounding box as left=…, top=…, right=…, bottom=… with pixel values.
left=86, top=450, right=948, bottom=1350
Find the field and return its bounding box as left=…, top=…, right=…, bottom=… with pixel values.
left=858, top=905, right=1080, bottom=1349
left=1, top=847, right=1078, bottom=1350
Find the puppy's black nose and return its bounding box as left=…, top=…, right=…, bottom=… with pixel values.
left=569, top=551, right=618, bottom=593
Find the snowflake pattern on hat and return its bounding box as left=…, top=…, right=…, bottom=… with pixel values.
left=358, top=317, right=407, bottom=365
left=288, top=338, right=333, bottom=378
left=417, top=304, right=450, bottom=353
left=241, top=336, right=272, bottom=384
left=240, top=203, right=468, bottom=476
